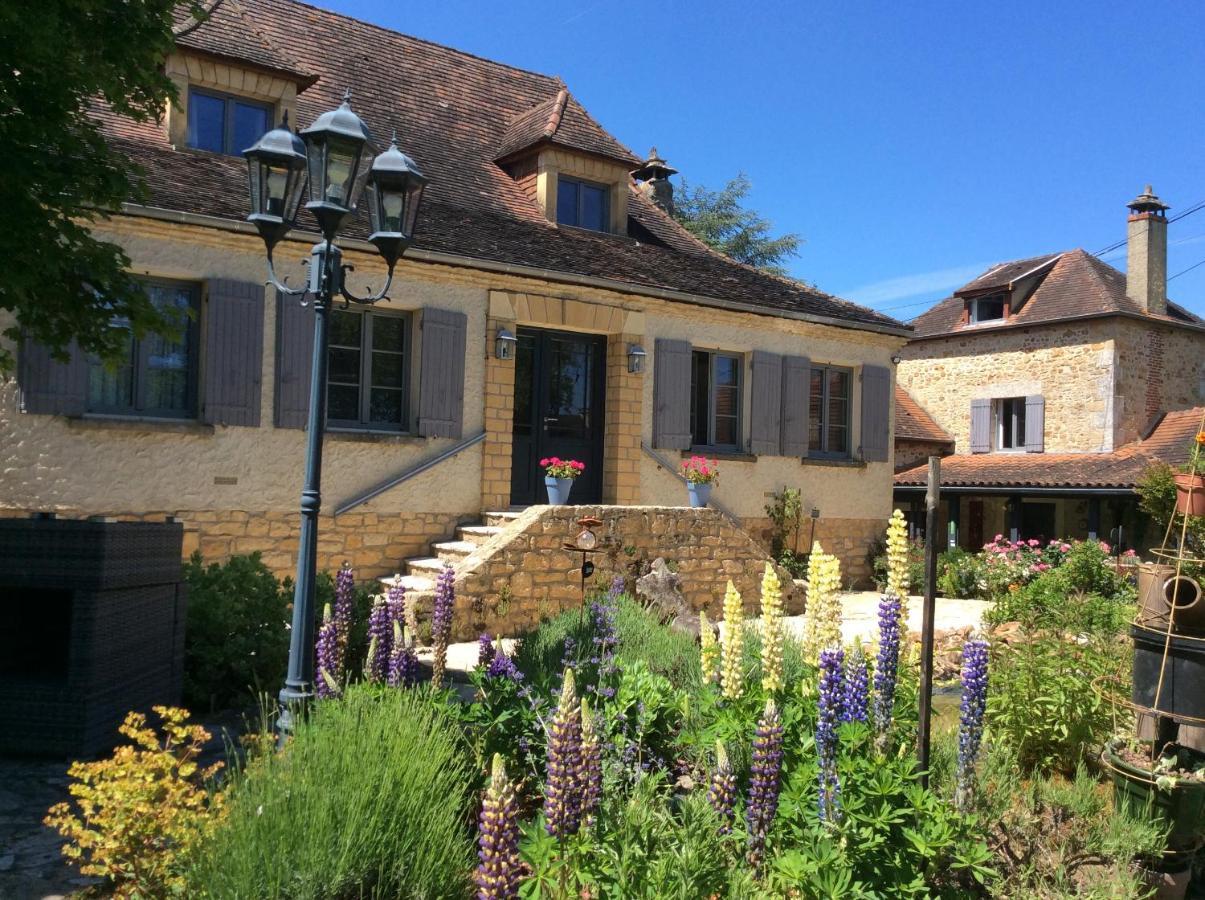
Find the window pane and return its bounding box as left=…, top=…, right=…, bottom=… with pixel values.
left=88, top=335, right=135, bottom=411
left=329, top=310, right=362, bottom=347
left=828, top=423, right=848, bottom=454
left=691, top=351, right=709, bottom=446
left=369, top=388, right=404, bottom=424
left=328, top=385, right=359, bottom=421
left=715, top=384, right=739, bottom=418
left=556, top=179, right=579, bottom=226
left=808, top=368, right=823, bottom=450
left=142, top=284, right=194, bottom=413
left=371, top=351, right=404, bottom=388
left=581, top=184, right=607, bottom=231
left=232, top=101, right=269, bottom=155
left=371, top=315, right=405, bottom=352
left=827, top=370, right=849, bottom=404
left=329, top=348, right=361, bottom=384
left=714, top=355, right=739, bottom=386
left=714, top=415, right=738, bottom=447
left=188, top=92, right=226, bottom=152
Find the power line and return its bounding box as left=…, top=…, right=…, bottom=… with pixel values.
left=1168, top=257, right=1205, bottom=282
left=1094, top=199, right=1205, bottom=257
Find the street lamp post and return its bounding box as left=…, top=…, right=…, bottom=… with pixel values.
left=242, top=93, right=427, bottom=736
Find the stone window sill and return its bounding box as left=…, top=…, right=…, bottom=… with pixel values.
left=325, top=428, right=425, bottom=445
left=801, top=456, right=866, bottom=469
left=682, top=449, right=758, bottom=463
left=68, top=414, right=214, bottom=436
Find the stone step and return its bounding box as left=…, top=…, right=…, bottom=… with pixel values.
left=456, top=524, right=502, bottom=546
left=430, top=539, right=477, bottom=563
left=376, top=573, right=436, bottom=593
left=405, top=556, right=451, bottom=578
left=484, top=510, right=523, bottom=528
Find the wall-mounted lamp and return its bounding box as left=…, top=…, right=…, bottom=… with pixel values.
left=627, top=343, right=647, bottom=374
left=495, top=327, right=517, bottom=360
left=890, top=354, right=902, bottom=365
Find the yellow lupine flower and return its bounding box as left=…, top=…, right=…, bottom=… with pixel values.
left=760, top=562, right=784, bottom=692
left=802, top=543, right=843, bottom=664
left=885, top=509, right=910, bottom=601
left=721, top=580, right=744, bottom=700
left=699, top=609, right=720, bottom=683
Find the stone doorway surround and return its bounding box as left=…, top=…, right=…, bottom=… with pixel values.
left=481, top=290, right=643, bottom=511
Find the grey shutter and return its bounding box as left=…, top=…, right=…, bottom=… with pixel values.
left=780, top=354, right=811, bottom=457
left=17, top=337, right=87, bottom=416
left=652, top=338, right=692, bottom=449
left=202, top=280, right=264, bottom=426
left=749, top=350, right=783, bottom=455
left=970, top=398, right=991, bottom=453
left=274, top=291, right=314, bottom=429
left=1024, top=395, right=1045, bottom=453
left=860, top=364, right=892, bottom=462
left=417, top=307, right=467, bottom=438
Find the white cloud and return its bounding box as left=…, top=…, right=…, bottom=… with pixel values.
left=843, top=262, right=991, bottom=309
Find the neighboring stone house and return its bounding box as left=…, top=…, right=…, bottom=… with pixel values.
left=894, top=187, right=1205, bottom=550
left=0, top=0, right=908, bottom=623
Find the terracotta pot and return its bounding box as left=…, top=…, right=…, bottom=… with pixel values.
left=1137, top=563, right=1205, bottom=633
left=1174, top=473, right=1205, bottom=516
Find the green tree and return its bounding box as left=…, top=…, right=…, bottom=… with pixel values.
left=0, top=0, right=199, bottom=372
left=673, top=173, right=802, bottom=275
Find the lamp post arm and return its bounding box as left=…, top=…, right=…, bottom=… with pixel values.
left=265, top=247, right=311, bottom=299
left=339, top=262, right=395, bottom=305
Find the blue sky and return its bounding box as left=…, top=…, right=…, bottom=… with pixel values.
left=324, top=0, right=1205, bottom=321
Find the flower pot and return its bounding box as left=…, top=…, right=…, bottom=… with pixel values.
left=1104, top=742, right=1205, bottom=847
left=544, top=476, right=573, bottom=505
left=1174, top=473, right=1205, bottom=517
left=1136, top=859, right=1192, bottom=900
left=1137, top=563, right=1205, bottom=633
left=686, top=482, right=712, bottom=508
left=1131, top=624, right=1205, bottom=721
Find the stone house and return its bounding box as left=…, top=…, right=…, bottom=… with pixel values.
left=1, top=0, right=908, bottom=627
left=894, top=187, right=1205, bottom=550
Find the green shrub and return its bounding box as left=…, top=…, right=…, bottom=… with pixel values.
left=871, top=535, right=926, bottom=593
left=937, top=547, right=984, bottom=599
left=183, top=553, right=292, bottom=711
left=188, top=686, right=474, bottom=899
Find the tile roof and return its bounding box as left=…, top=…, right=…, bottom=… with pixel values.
left=496, top=88, right=640, bottom=166
left=894, top=385, right=953, bottom=444
left=109, top=0, right=904, bottom=334
left=172, top=0, right=313, bottom=83
left=910, top=249, right=1204, bottom=338
left=894, top=406, right=1204, bottom=491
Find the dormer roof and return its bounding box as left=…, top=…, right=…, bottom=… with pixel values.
left=172, top=0, right=316, bottom=86
left=496, top=87, right=641, bottom=166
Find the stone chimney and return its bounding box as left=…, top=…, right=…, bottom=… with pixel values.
left=1126, top=185, right=1169, bottom=315
left=632, top=147, right=678, bottom=215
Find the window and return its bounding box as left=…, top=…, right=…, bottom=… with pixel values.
left=556, top=176, right=610, bottom=232
left=87, top=279, right=199, bottom=418
left=187, top=88, right=271, bottom=156
left=327, top=309, right=409, bottom=430
left=691, top=350, right=742, bottom=449
left=994, top=397, right=1026, bottom=450
left=968, top=294, right=1006, bottom=323
left=808, top=365, right=851, bottom=458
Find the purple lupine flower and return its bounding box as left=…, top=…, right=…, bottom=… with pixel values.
left=386, top=575, right=406, bottom=633
left=486, top=648, right=524, bottom=682
left=365, top=594, right=393, bottom=683
left=745, top=699, right=784, bottom=867
left=388, top=621, right=419, bottom=688
left=956, top=638, right=990, bottom=811
left=841, top=645, right=869, bottom=723
left=816, top=647, right=844, bottom=824
left=706, top=740, right=737, bottom=835
left=474, top=753, right=523, bottom=900
left=334, top=561, right=355, bottom=673
left=873, top=594, right=902, bottom=749
left=315, top=603, right=340, bottom=699
left=543, top=668, right=583, bottom=839
left=579, top=699, right=602, bottom=828
left=431, top=563, right=455, bottom=688
left=477, top=633, right=496, bottom=670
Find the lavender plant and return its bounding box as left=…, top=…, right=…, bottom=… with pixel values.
left=706, top=740, right=737, bottom=836
left=431, top=563, right=455, bottom=688
left=956, top=637, right=990, bottom=811
left=543, top=668, right=583, bottom=839
left=365, top=594, right=393, bottom=684
left=586, top=587, right=619, bottom=699
left=473, top=753, right=523, bottom=900
left=387, top=622, right=419, bottom=688
left=873, top=593, right=902, bottom=750
left=841, top=645, right=869, bottom=723
left=816, top=647, right=844, bottom=824
left=746, top=699, right=784, bottom=867
left=477, top=633, right=496, bottom=670
left=315, top=603, right=340, bottom=699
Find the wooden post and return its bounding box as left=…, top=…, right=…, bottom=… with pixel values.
left=918, top=456, right=940, bottom=788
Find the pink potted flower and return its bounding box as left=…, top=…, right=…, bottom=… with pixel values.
left=680, top=455, right=719, bottom=508
left=540, top=457, right=585, bottom=505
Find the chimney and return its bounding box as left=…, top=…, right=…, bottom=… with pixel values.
left=1126, top=184, right=1169, bottom=315
left=632, top=147, right=678, bottom=215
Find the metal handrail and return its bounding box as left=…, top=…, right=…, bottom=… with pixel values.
left=334, top=431, right=485, bottom=515
left=640, top=442, right=741, bottom=525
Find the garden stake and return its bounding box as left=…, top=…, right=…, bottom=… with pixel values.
left=917, top=455, right=940, bottom=788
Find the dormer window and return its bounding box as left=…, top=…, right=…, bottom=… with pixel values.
left=556, top=176, right=610, bottom=232
left=968, top=294, right=1006, bottom=323
left=187, top=88, right=272, bottom=156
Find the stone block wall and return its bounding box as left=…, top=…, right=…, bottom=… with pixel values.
left=452, top=505, right=804, bottom=640
left=741, top=515, right=886, bottom=588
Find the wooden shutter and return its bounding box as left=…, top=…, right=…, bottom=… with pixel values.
left=780, top=354, right=811, bottom=458
left=274, top=291, right=314, bottom=429
left=1024, top=395, right=1045, bottom=453
left=17, top=337, right=86, bottom=416
left=860, top=364, right=892, bottom=462
left=749, top=350, right=783, bottom=455
left=417, top=307, right=467, bottom=438
left=202, top=279, right=264, bottom=426
left=652, top=338, right=692, bottom=449
left=970, top=398, right=991, bottom=453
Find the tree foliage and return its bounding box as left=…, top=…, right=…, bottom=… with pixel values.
left=673, top=173, right=802, bottom=275
left=0, top=0, right=198, bottom=371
